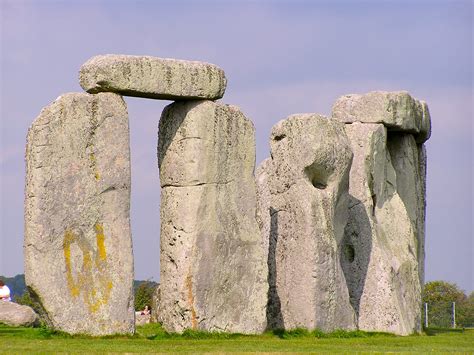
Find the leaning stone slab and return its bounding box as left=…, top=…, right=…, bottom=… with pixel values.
left=256, top=114, right=356, bottom=331
left=80, top=55, right=227, bottom=100
left=157, top=100, right=268, bottom=334
left=332, top=91, right=430, bottom=141
left=24, top=92, right=134, bottom=335
left=340, top=122, right=422, bottom=335
left=0, top=302, right=38, bottom=327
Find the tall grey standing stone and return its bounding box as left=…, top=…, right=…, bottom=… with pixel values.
left=387, top=133, right=426, bottom=285
left=24, top=93, right=134, bottom=335
left=79, top=55, right=227, bottom=100
left=332, top=91, right=430, bottom=335
left=157, top=100, right=268, bottom=334
left=256, top=114, right=356, bottom=331
left=339, top=123, right=422, bottom=335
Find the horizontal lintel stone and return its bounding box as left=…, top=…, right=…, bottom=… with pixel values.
left=331, top=91, right=431, bottom=142
left=79, top=55, right=227, bottom=101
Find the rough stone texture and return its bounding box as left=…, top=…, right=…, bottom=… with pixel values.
left=80, top=55, right=227, bottom=101
left=24, top=92, right=134, bottom=335
left=256, top=114, right=356, bottom=331
left=332, top=91, right=430, bottom=140
left=135, top=313, right=151, bottom=326
left=151, top=284, right=161, bottom=324
left=340, top=122, right=422, bottom=335
left=387, top=134, right=427, bottom=286
left=0, top=302, right=39, bottom=327
left=416, top=144, right=427, bottom=284
left=157, top=100, right=267, bottom=334
left=255, top=158, right=272, bottom=267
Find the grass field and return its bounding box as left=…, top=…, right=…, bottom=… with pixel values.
left=1, top=323, right=473, bottom=353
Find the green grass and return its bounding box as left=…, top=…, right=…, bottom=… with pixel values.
left=1, top=323, right=473, bottom=353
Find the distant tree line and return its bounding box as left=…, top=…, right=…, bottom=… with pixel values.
left=423, top=281, right=474, bottom=328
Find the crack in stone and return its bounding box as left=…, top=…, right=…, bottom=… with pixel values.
left=161, top=180, right=235, bottom=188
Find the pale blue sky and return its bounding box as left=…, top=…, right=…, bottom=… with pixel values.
left=1, top=0, right=472, bottom=292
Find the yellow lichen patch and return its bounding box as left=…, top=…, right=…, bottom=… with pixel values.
left=186, top=272, right=198, bottom=330
left=94, top=223, right=107, bottom=262
left=62, top=223, right=113, bottom=314
left=63, top=229, right=80, bottom=297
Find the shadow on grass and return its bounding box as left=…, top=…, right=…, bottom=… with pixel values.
left=270, top=327, right=394, bottom=339
left=424, top=327, right=466, bottom=336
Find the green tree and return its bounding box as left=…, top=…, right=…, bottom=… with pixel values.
left=423, top=281, right=468, bottom=328
left=457, top=292, right=474, bottom=328
left=134, top=281, right=156, bottom=312
left=15, top=288, right=45, bottom=320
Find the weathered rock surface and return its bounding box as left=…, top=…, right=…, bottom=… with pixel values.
left=24, top=92, right=134, bottom=335
left=135, top=313, right=151, bottom=326
left=157, top=100, right=268, bottom=334
left=0, top=302, right=39, bottom=327
left=332, top=91, right=431, bottom=142
left=79, top=55, right=227, bottom=100
left=340, top=122, right=422, bottom=335
left=256, top=114, right=356, bottom=331
left=387, top=133, right=427, bottom=285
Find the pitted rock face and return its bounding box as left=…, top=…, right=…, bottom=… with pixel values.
left=79, top=55, right=227, bottom=100
left=157, top=100, right=267, bottom=334
left=24, top=92, right=134, bottom=335
left=340, top=122, right=422, bottom=336
left=331, top=91, right=431, bottom=142
left=256, top=114, right=356, bottom=331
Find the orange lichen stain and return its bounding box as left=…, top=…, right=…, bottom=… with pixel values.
left=186, top=272, right=198, bottom=330
left=62, top=223, right=113, bottom=314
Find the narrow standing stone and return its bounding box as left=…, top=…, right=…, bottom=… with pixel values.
left=256, top=114, right=356, bottom=331
left=157, top=100, right=268, bottom=334
left=332, top=91, right=431, bottom=335
left=387, top=133, right=427, bottom=286
left=339, top=122, right=422, bottom=335
left=24, top=92, right=134, bottom=335
left=79, top=55, right=227, bottom=101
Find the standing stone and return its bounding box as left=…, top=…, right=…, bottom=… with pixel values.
left=256, top=114, right=356, bottom=331
left=338, top=122, right=422, bottom=336
left=24, top=92, right=134, bottom=335
left=80, top=55, right=227, bottom=100
left=157, top=100, right=267, bottom=334
left=387, top=133, right=426, bottom=285
left=416, top=144, right=427, bottom=284
left=332, top=91, right=430, bottom=335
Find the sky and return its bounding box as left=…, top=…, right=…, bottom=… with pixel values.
left=0, top=0, right=472, bottom=292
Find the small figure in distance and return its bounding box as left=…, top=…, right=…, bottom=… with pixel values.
left=141, top=305, right=150, bottom=315
left=0, top=279, right=11, bottom=302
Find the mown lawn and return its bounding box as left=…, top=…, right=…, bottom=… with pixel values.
left=0, top=323, right=472, bottom=353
